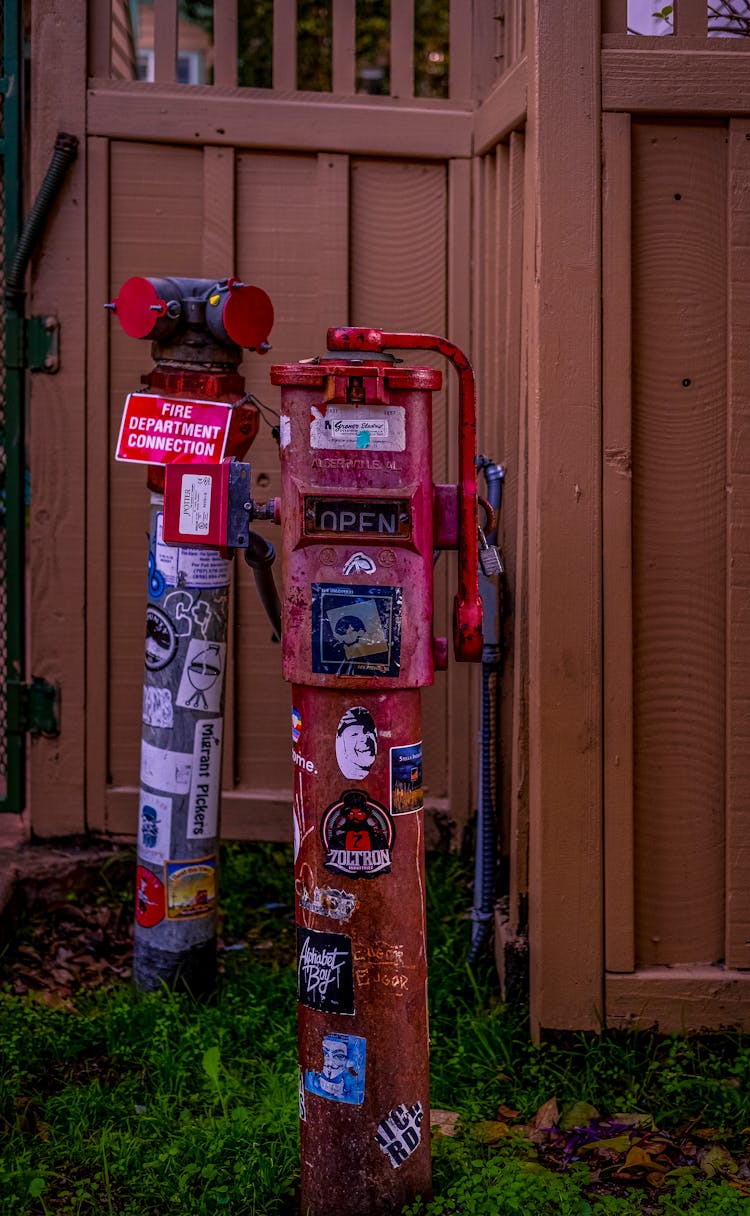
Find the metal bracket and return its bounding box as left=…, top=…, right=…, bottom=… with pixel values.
left=27, top=314, right=59, bottom=373
left=7, top=676, right=60, bottom=737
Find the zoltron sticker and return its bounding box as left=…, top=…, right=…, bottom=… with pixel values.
left=336, top=707, right=378, bottom=780
left=138, top=790, right=172, bottom=864
left=135, top=865, right=165, bottom=928
left=165, top=857, right=216, bottom=919
left=311, top=583, right=402, bottom=677
left=376, top=1103, right=424, bottom=1168
left=304, top=1032, right=366, bottom=1105
left=297, top=926, right=355, bottom=1015
left=320, top=789, right=394, bottom=879
left=390, top=743, right=424, bottom=815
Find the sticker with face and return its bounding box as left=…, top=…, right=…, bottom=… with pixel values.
left=320, top=790, right=394, bottom=879
left=375, top=1102, right=424, bottom=1168
left=304, top=1032, right=366, bottom=1105
left=138, top=790, right=172, bottom=864
left=336, top=706, right=378, bottom=780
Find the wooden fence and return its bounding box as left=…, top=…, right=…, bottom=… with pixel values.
left=25, top=0, right=750, bottom=1034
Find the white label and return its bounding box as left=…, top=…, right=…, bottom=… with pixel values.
left=156, top=513, right=231, bottom=588
left=140, top=739, right=192, bottom=794
left=179, top=474, right=212, bottom=535
left=138, top=790, right=172, bottom=863
left=176, top=639, right=226, bottom=713
left=155, top=513, right=179, bottom=584
left=187, top=718, right=223, bottom=839
left=142, top=686, right=174, bottom=729
left=279, top=415, right=291, bottom=448
left=310, top=405, right=406, bottom=452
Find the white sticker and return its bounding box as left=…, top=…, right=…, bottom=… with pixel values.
left=176, top=639, right=226, bottom=713
left=310, top=404, right=406, bottom=452
left=155, top=513, right=179, bottom=584
left=142, top=685, right=174, bottom=729
left=179, top=474, right=212, bottom=535
left=140, top=739, right=192, bottom=794
left=187, top=718, right=223, bottom=839
left=280, top=415, right=291, bottom=448
left=155, top=513, right=231, bottom=589
left=138, top=790, right=172, bottom=863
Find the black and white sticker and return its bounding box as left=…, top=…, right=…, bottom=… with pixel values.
left=187, top=718, right=222, bottom=839
left=297, top=925, right=354, bottom=1015
left=375, top=1102, right=424, bottom=1169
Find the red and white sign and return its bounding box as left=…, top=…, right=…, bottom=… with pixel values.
left=115, top=393, right=232, bottom=466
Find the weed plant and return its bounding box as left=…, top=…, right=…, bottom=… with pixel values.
left=1, top=842, right=750, bottom=1214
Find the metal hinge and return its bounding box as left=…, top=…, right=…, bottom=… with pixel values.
left=27, top=315, right=59, bottom=373
left=7, top=676, right=60, bottom=737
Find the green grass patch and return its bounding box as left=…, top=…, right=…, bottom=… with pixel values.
left=1, top=842, right=750, bottom=1213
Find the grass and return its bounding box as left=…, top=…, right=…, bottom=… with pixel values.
left=1, top=842, right=750, bottom=1213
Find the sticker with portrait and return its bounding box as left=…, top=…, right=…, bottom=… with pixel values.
left=336, top=706, right=378, bottom=780
left=304, top=1032, right=366, bottom=1105
left=138, top=790, right=172, bottom=864
left=390, top=742, right=423, bottom=815
left=311, top=583, right=402, bottom=677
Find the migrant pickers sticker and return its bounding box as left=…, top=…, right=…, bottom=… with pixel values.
left=297, top=926, right=355, bottom=1015
left=187, top=719, right=222, bottom=840
left=115, top=393, right=231, bottom=466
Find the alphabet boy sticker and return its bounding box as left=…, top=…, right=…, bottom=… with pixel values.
left=311, top=583, right=402, bottom=677
left=297, top=926, right=355, bottom=1014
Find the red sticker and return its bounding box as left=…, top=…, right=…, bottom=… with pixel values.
left=135, top=865, right=165, bottom=927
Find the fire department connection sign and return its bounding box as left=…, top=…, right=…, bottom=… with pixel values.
left=115, top=393, right=231, bottom=466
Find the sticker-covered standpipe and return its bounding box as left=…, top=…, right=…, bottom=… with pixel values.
left=134, top=493, right=231, bottom=993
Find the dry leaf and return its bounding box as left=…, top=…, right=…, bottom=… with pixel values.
left=532, top=1097, right=559, bottom=1130
left=472, top=1120, right=510, bottom=1144
left=430, top=1109, right=459, bottom=1137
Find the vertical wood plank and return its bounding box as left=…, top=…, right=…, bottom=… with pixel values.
left=631, top=122, right=726, bottom=967
left=214, top=0, right=238, bottom=86
left=154, top=0, right=178, bottom=83
left=273, top=0, right=297, bottom=90
left=391, top=0, right=415, bottom=100
left=725, top=119, right=750, bottom=969
left=676, top=0, right=707, bottom=36
left=202, top=145, right=237, bottom=791
left=472, top=0, right=500, bottom=100
left=447, top=157, right=477, bottom=831
left=88, top=0, right=112, bottom=77
left=85, top=137, right=111, bottom=832
left=315, top=153, right=350, bottom=333
left=524, top=0, right=603, bottom=1034
left=602, top=111, right=634, bottom=973
left=332, top=0, right=356, bottom=94
left=450, top=0, right=472, bottom=99
left=601, top=0, right=626, bottom=35
left=29, top=0, right=88, bottom=835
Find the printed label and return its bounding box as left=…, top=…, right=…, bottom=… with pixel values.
left=297, top=926, right=355, bottom=1015
left=140, top=739, right=192, bottom=795
left=390, top=743, right=423, bottom=815
left=376, top=1103, right=424, bottom=1168
left=115, top=393, right=231, bottom=466
left=142, top=686, right=174, bottom=729
left=138, top=790, right=172, bottom=864
left=321, top=789, right=394, bottom=879
left=135, top=865, right=165, bottom=928
left=176, top=640, right=226, bottom=712
left=336, top=706, right=378, bottom=780
left=312, top=583, right=402, bottom=678
left=179, top=474, right=212, bottom=535
left=297, top=880, right=358, bottom=924
left=310, top=404, right=405, bottom=452
left=304, top=496, right=411, bottom=539
left=145, top=605, right=178, bottom=671
left=165, top=857, right=216, bottom=919
left=187, top=719, right=222, bottom=839
left=304, top=1032, right=366, bottom=1105
left=156, top=514, right=231, bottom=588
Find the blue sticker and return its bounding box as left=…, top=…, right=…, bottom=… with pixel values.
left=390, top=743, right=423, bottom=815
left=148, top=547, right=167, bottom=600
left=292, top=706, right=302, bottom=743
left=305, top=1032, right=366, bottom=1105
left=311, top=583, right=402, bottom=677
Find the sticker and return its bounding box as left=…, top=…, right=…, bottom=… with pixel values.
left=298, top=1067, right=306, bottom=1122
left=138, top=791, right=172, bottom=864
left=297, top=926, right=355, bottom=1015
left=187, top=719, right=222, bottom=839
left=179, top=474, right=212, bottom=535
left=336, top=707, right=378, bottom=780
left=354, top=940, right=414, bottom=998
left=342, top=551, right=377, bottom=576
left=145, top=605, right=178, bottom=671
left=115, top=392, right=231, bottom=466
left=390, top=743, right=423, bottom=815
left=142, top=686, right=174, bottom=729
left=140, top=739, right=192, bottom=794
left=148, top=548, right=167, bottom=600
left=304, top=1032, right=366, bottom=1105
left=165, top=857, right=216, bottom=919
left=321, top=789, right=394, bottom=879
left=310, top=404, right=405, bottom=452
left=164, top=588, right=228, bottom=639
left=291, top=706, right=302, bottom=743
left=296, top=877, right=358, bottom=923
left=312, top=583, right=402, bottom=677
left=280, top=416, right=291, bottom=449
left=376, top=1103, right=424, bottom=1168
left=156, top=514, right=231, bottom=589
left=135, top=865, right=165, bottom=927
left=175, top=640, right=226, bottom=711
left=304, top=496, right=411, bottom=539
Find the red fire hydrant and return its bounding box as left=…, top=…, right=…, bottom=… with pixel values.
left=272, top=328, right=483, bottom=1214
